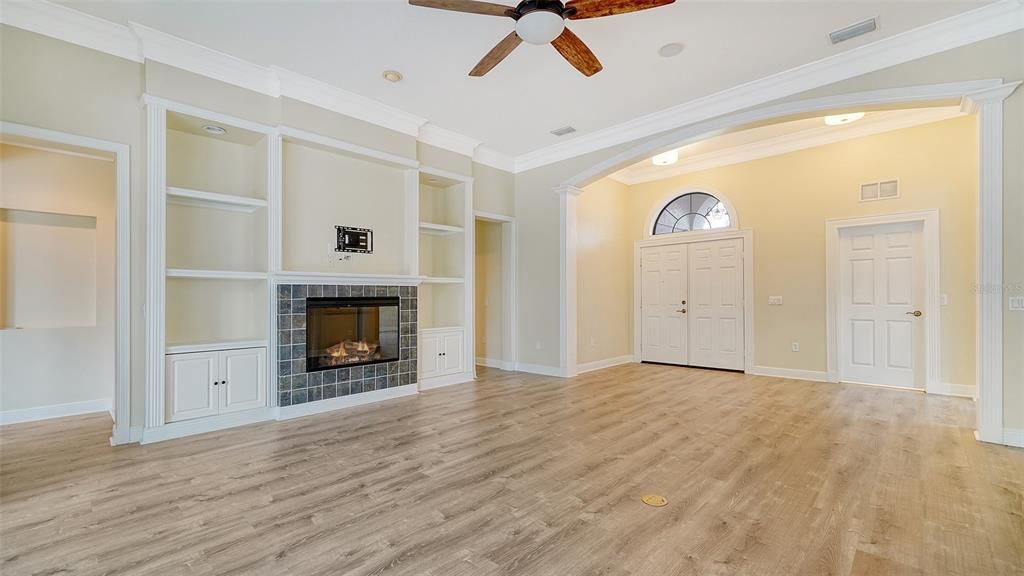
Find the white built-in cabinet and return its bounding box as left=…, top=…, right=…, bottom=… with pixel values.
left=420, top=327, right=465, bottom=379
left=165, top=347, right=267, bottom=422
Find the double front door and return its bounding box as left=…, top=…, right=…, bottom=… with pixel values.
left=640, top=238, right=745, bottom=370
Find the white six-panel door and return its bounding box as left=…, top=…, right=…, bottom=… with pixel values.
left=640, top=244, right=688, bottom=365
left=687, top=238, right=745, bottom=370
left=838, top=222, right=925, bottom=389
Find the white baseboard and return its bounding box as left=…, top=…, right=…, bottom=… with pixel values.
left=1003, top=428, right=1024, bottom=448
left=141, top=407, right=275, bottom=444
left=749, top=366, right=829, bottom=383
left=0, top=398, right=112, bottom=426
left=577, top=355, right=635, bottom=374
left=277, top=384, right=418, bottom=420
left=513, top=362, right=564, bottom=377
left=419, top=372, right=474, bottom=390
left=928, top=382, right=976, bottom=398
left=476, top=357, right=514, bottom=371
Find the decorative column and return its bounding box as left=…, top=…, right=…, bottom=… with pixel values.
left=144, top=99, right=167, bottom=430
left=554, top=184, right=583, bottom=378
left=962, top=81, right=1020, bottom=444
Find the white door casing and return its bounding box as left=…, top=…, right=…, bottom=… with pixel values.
left=688, top=238, right=745, bottom=371
left=640, top=245, right=688, bottom=365
left=837, top=222, right=925, bottom=389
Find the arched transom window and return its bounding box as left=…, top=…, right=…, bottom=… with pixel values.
left=653, top=192, right=731, bottom=235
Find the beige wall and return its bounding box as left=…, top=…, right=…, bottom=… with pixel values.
left=282, top=141, right=410, bottom=275
left=577, top=177, right=634, bottom=365
left=475, top=219, right=503, bottom=362
left=0, top=144, right=116, bottom=410
left=578, top=116, right=977, bottom=387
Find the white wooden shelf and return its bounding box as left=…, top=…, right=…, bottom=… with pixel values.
left=274, top=271, right=424, bottom=286
left=167, top=186, right=267, bottom=213
left=419, top=222, right=463, bottom=235
left=419, top=325, right=465, bottom=334
left=167, top=268, right=268, bottom=280
left=421, top=276, right=465, bottom=284
left=166, top=340, right=268, bottom=355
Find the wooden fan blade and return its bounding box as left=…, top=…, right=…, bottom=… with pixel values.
left=551, top=27, right=603, bottom=77
left=409, top=0, right=515, bottom=18
left=470, top=31, right=523, bottom=76
left=565, top=0, right=675, bottom=20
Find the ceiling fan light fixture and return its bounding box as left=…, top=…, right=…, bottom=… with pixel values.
left=824, top=112, right=865, bottom=126
left=515, top=10, right=565, bottom=45
left=652, top=150, right=679, bottom=166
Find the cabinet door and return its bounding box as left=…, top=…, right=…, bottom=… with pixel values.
left=219, top=348, right=267, bottom=414
left=166, top=352, right=219, bottom=422
left=441, top=332, right=464, bottom=375
left=420, top=333, right=442, bottom=378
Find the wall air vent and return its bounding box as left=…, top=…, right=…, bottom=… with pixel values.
left=829, top=17, right=877, bottom=44
left=861, top=179, right=899, bottom=202
left=550, top=126, right=577, bottom=137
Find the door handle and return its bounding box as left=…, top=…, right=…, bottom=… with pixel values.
left=906, top=310, right=923, bottom=317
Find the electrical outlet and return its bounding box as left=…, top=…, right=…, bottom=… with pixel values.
left=941, top=294, right=949, bottom=306
left=535, top=340, right=542, bottom=350
left=589, top=336, right=596, bottom=347
left=791, top=342, right=800, bottom=352
left=768, top=296, right=784, bottom=306
left=1010, top=296, right=1024, bottom=311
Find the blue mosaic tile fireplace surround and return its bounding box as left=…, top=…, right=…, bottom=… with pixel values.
left=276, top=284, right=417, bottom=407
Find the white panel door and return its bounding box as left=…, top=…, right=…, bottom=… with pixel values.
left=219, top=347, right=267, bottom=414
left=838, top=222, right=924, bottom=389
left=420, top=333, right=442, bottom=378
left=688, top=238, right=745, bottom=370
left=441, top=331, right=464, bottom=375
left=165, top=352, right=219, bottom=422
left=640, top=245, right=688, bottom=365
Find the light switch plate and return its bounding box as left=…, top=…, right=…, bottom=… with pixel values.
left=1010, top=296, right=1024, bottom=311
left=940, top=294, right=949, bottom=306
left=768, top=296, right=784, bottom=306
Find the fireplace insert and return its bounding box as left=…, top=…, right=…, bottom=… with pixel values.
left=306, top=297, right=399, bottom=371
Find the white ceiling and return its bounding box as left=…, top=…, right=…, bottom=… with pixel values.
left=609, top=106, right=964, bottom=184
left=57, top=0, right=988, bottom=156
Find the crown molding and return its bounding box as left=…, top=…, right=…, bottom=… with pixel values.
left=611, top=107, right=965, bottom=185
left=514, top=0, right=1024, bottom=172
left=0, top=0, right=141, bottom=62
left=272, top=66, right=427, bottom=137
left=418, top=123, right=480, bottom=156
left=473, top=145, right=516, bottom=172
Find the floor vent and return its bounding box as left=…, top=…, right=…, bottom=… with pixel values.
left=550, top=125, right=577, bottom=137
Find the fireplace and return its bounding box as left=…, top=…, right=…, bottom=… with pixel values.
left=306, top=297, right=400, bottom=372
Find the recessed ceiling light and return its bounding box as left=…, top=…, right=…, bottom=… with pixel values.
left=824, top=112, right=865, bottom=126
left=203, top=125, right=227, bottom=135
left=652, top=150, right=679, bottom=166
left=658, top=42, right=684, bottom=58
left=427, top=178, right=440, bottom=184
left=382, top=70, right=403, bottom=83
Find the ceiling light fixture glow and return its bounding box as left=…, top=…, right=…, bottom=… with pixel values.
left=652, top=150, right=679, bottom=166
left=203, top=125, right=227, bottom=135
left=382, top=70, right=404, bottom=83
left=516, top=10, right=565, bottom=45
left=824, top=112, right=865, bottom=126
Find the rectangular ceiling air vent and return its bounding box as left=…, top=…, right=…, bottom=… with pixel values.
left=829, top=17, right=877, bottom=44
left=550, top=125, right=577, bottom=137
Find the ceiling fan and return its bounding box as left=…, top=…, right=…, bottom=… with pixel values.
left=409, top=0, right=676, bottom=77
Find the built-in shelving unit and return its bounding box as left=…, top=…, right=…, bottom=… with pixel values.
left=146, top=96, right=278, bottom=436
left=417, top=169, right=474, bottom=388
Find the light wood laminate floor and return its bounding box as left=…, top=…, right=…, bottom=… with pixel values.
left=1, top=365, right=1022, bottom=576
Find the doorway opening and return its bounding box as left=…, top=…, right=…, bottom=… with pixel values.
left=474, top=211, right=515, bottom=372
left=0, top=123, right=131, bottom=444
